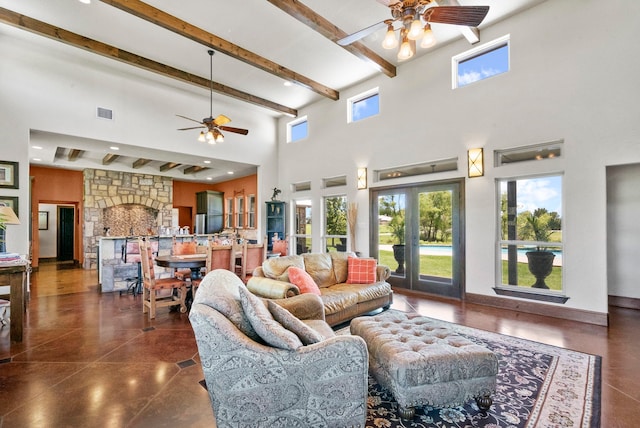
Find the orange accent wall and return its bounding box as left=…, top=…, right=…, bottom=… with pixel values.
left=30, top=166, right=84, bottom=268
left=173, top=174, right=257, bottom=230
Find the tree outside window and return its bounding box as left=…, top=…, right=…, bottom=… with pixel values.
left=324, top=196, right=347, bottom=252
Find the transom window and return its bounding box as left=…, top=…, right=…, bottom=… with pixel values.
left=348, top=88, right=379, bottom=123
left=287, top=116, right=308, bottom=143
left=453, top=35, right=510, bottom=89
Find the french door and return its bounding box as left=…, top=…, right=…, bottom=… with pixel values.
left=370, top=179, right=465, bottom=299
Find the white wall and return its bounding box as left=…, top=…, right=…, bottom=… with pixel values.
left=607, top=164, right=640, bottom=299
left=275, top=0, right=640, bottom=315
left=37, top=203, right=57, bottom=258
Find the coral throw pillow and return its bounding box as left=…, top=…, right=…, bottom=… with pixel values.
left=288, top=266, right=321, bottom=296
left=347, top=257, right=377, bottom=284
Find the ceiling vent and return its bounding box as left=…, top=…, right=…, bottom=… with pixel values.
left=97, top=107, right=113, bottom=120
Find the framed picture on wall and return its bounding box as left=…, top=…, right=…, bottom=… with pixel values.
left=0, top=196, right=18, bottom=217
left=0, top=161, right=18, bottom=189
left=38, top=211, right=49, bottom=230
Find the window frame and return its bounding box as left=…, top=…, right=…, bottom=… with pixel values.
left=248, top=194, right=256, bottom=228
left=225, top=198, right=233, bottom=228
left=322, top=194, right=347, bottom=253
left=495, top=173, right=564, bottom=299
left=287, top=115, right=308, bottom=143
left=452, top=34, right=510, bottom=89
left=236, top=195, right=245, bottom=229
left=348, top=87, right=380, bottom=123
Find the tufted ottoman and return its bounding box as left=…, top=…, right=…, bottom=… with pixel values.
left=350, top=311, right=498, bottom=419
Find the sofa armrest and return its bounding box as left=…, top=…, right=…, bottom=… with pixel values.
left=272, top=293, right=325, bottom=321
left=377, top=264, right=391, bottom=281
left=247, top=276, right=300, bottom=298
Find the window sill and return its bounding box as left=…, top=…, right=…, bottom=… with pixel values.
left=492, top=287, right=569, bottom=304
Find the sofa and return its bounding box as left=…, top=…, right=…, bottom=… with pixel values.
left=189, top=269, right=369, bottom=428
left=247, top=252, right=393, bottom=326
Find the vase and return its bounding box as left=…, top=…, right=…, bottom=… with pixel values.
left=525, top=250, right=555, bottom=289
left=392, top=244, right=405, bottom=274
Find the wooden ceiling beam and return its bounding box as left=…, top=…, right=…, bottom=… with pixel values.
left=183, top=166, right=207, bottom=175
left=68, top=149, right=83, bottom=161
left=102, top=153, right=120, bottom=165
left=132, top=158, right=151, bottom=169
left=160, top=162, right=180, bottom=172
left=0, top=7, right=297, bottom=117
left=99, top=0, right=340, bottom=101
left=266, top=0, right=396, bottom=78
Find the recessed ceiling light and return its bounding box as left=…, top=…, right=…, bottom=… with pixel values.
left=33, top=158, right=42, bottom=162
left=79, top=0, right=91, bottom=4
left=203, top=160, right=211, bottom=164
left=206, top=177, right=213, bottom=180
left=109, top=146, right=119, bottom=150
left=32, top=145, right=43, bottom=150
left=227, top=171, right=234, bottom=175
left=283, top=81, right=293, bottom=87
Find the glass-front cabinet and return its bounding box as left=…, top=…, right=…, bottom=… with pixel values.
left=265, top=201, right=285, bottom=251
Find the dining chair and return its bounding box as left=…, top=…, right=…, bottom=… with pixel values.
left=190, top=239, right=235, bottom=298
left=271, top=236, right=288, bottom=256
left=139, top=237, right=188, bottom=319
left=172, top=236, right=199, bottom=281
left=239, top=241, right=267, bottom=282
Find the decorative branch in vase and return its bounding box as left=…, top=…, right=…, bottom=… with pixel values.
left=347, top=202, right=358, bottom=253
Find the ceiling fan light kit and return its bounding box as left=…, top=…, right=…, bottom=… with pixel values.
left=340, top=1, right=489, bottom=61
left=177, top=50, right=248, bottom=145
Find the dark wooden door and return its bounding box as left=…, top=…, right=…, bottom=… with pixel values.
left=57, top=206, right=74, bottom=261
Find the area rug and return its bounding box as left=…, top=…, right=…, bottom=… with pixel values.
left=199, top=313, right=601, bottom=428
left=338, top=312, right=601, bottom=428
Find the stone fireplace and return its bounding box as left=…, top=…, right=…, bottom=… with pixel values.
left=83, top=169, right=173, bottom=268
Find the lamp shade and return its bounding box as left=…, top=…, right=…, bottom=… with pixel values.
left=357, top=167, right=368, bottom=190
left=0, top=205, right=20, bottom=225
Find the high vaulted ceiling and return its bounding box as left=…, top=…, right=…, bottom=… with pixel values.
left=0, top=0, right=539, bottom=182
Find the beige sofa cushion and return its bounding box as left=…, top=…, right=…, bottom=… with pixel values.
left=262, top=255, right=304, bottom=282
left=302, top=253, right=336, bottom=288
left=329, top=282, right=393, bottom=303
left=319, top=288, right=359, bottom=315
left=330, top=252, right=355, bottom=284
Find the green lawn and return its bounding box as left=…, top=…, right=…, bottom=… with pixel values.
left=377, top=250, right=562, bottom=290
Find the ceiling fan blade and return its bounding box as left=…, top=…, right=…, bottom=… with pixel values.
left=376, top=0, right=401, bottom=7
left=177, top=126, right=206, bottom=131
left=219, top=126, right=249, bottom=135
left=426, top=6, right=490, bottom=27
left=213, top=114, right=232, bottom=126
left=337, top=20, right=389, bottom=46
left=176, top=114, right=204, bottom=125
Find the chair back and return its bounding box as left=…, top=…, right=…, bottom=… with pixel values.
left=172, top=237, right=197, bottom=255
left=138, top=237, right=156, bottom=289
left=272, top=237, right=288, bottom=256
left=241, top=242, right=266, bottom=280
left=123, top=239, right=141, bottom=263
left=205, top=240, right=234, bottom=273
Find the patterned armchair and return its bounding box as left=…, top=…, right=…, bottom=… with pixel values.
left=189, top=269, right=369, bottom=428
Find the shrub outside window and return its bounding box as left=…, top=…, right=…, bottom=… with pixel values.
left=348, top=88, right=379, bottom=123
left=497, top=175, right=563, bottom=293
left=323, top=195, right=347, bottom=252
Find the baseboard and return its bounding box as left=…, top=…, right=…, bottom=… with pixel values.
left=466, top=292, right=609, bottom=326
left=609, top=295, right=640, bottom=310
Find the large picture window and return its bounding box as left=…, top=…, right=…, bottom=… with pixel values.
left=323, top=195, right=347, bottom=252
left=497, top=175, right=563, bottom=295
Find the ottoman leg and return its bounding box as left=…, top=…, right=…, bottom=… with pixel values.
left=398, top=405, right=415, bottom=420
left=475, top=394, right=493, bottom=412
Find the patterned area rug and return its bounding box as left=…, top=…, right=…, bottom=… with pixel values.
left=338, top=314, right=601, bottom=428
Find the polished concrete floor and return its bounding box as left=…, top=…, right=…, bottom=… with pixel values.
left=0, top=262, right=638, bottom=427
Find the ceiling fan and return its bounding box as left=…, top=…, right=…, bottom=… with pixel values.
left=338, top=0, right=489, bottom=60
left=177, top=50, right=249, bottom=144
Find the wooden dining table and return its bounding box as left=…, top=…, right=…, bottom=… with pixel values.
left=154, top=254, right=207, bottom=281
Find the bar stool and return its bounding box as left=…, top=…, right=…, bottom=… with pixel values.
left=0, top=299, right=9, bottom=326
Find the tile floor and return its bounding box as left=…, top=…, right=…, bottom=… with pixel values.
left=0, top=262, right=638, bottom=427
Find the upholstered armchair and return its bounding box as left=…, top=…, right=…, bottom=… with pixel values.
left=189, top=269, right=369, bottom=428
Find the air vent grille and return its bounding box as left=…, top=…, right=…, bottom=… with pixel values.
left=97, top=107, right=113, bottom=120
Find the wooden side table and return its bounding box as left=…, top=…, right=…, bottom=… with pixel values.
left=0, top=262, right=28, bottom=342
